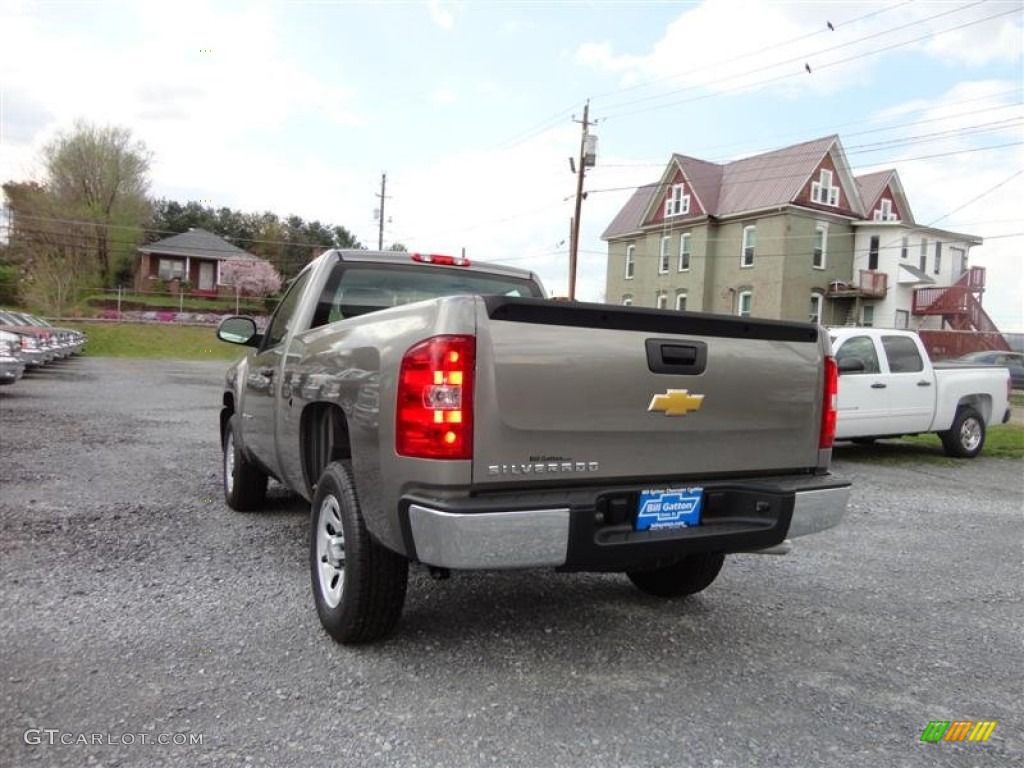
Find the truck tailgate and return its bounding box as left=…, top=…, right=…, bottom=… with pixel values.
left=472, top=299, right=824, bottom=486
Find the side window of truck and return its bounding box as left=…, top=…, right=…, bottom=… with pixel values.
left=834, top=336, right=881, bottom=374
left=881, top=335, right=924, bottom=373
left=263, top=270, right=314, bottom=350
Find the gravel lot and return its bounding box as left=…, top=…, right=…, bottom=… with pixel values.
left=1, top=357, right=1021, bottom=767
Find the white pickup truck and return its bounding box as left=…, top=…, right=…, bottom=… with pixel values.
left=829, top=328, right=1011, bottom=458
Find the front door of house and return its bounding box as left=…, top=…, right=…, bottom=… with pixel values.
left=199, top=262, right=215, bottom=291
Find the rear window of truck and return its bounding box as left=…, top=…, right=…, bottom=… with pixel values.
left=313, top=263, right=544, bottom=323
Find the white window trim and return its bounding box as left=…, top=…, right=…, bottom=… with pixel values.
left=810, top=169, right=839, bottom=207
left=678, top=233, right=691, bottom=272
left=741, top=225, right=755, bottom=268
left=809, top=293, right=823, bottom=324
left=624, top=244, right=635, bottom=280
left=659, top=236, right=671, bottom=274
left=664, top=183, right=691, bottom=217
left=737, top=290, right=753, bottom=317
left=158, top=258, right=187, bottom=281
left=862, top=304, right=875, bottom=327
left=813, top=223, right=827, bottom=269
left=873, top=198, right=898, bottom=222
left=656, top=292, right=668, bottom=310
left=622, top=295, right=633, bottom=306
left=675, top=291, right=687, bottom=311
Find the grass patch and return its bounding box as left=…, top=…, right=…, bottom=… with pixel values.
left=1010, top=392, right=1024, bottom=408
left=898, top=424, right=1024, bottom=460
left=836, top=424, right=1024, bottom=464
left=65, top=321, right=245, bottom=362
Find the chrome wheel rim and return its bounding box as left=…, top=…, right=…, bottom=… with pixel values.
left=316, top=495, right=346, bottom=608
left=224, top=431, right=235, bottom=496
left=960, top=418, right=982, bottom=452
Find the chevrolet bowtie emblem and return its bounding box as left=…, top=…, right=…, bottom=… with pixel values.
left=648, top=389, right=705, bottom=416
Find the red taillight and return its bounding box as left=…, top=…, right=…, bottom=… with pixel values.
left=410, top=253, right=471, bottom=267
left=820, top=356, right=838, bottom=449
left=396, top=335, right=475, bottom=460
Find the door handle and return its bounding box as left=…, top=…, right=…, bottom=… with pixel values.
left=917, top=380, right=932, bottom=387
left=871, top=382, right=887, bottom=389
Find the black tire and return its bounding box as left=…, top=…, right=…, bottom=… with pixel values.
left=310, top=461, right=408, bottom=644
left=627, top=553, right=726, bottom=598
left=223, top=414, right=268, bottom=510
left=939, top=406, right=985, bottom=458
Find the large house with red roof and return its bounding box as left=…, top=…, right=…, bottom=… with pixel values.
left=602, top=135, right=1001, bottom=350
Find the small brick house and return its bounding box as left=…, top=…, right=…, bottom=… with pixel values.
left=135, top=228, right=263, bottom=297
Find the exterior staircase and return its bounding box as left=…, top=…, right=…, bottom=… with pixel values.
left=912, top=267, right=1010, bottom=357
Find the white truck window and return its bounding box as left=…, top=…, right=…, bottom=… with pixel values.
left=881, top=335, right=924, bottom=373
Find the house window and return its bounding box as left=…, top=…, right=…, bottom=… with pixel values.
left=951, top=246, right=966, bottom=276
left=659, top=236, right=671, bottom=274
left=737, top=290, right=752, bottom=317
left=624, top=244, right=635, bottom=279
left=809, top=293, right=823, bottom=324
left=813, top=224, right=827, bottom=269
left=862, top=304, right=874, bottom=327
left=868, top=236, right=880, bottom=271
left=873, top=199, right=898, bottom=222
left=741, top=225, right=756, bottom=267
left=675, top=291, right=687, bottom=311
left=919, top=238, right=928, bottom=272
left=158, top=258, right=186, bottom=281
left=622, top=295, right=633, bottom=306
left=656, top=292, right=668, bottom=310
left=810, top=169, right=840, bottom=207
left=901, top=236, right=909, bottom=259
left=664, top=183, right=690, bottom=217
left=895, top=309, right=909, bottom=329
left=678, top=233, right=691, bottom=271
left=934, top=242, right=942, bottom=275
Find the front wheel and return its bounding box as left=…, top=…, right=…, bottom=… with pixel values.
left=223, top=414, right=268, bottom=510
left=939, top=406, right=985, bottom=458
left=627, top=553, right=726, bottom=598
left=310, top=461, right=409, bottom=644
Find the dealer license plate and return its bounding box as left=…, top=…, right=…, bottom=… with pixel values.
left=635, top=487, right=703, bottom=531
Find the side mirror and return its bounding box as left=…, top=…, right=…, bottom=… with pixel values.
left=837, top=357, right=865, bottom=374
left=218, top=316, right=260, bottom=347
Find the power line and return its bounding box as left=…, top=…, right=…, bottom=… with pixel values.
left=600, top=4, right=1017, bottom=121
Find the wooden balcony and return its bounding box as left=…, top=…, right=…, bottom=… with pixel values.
left=826, top=270, right=887, bottom=299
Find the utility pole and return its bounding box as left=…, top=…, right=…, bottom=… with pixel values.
left=569, top=100, right=595, bottom=301
left=375, top=172, right=388, bottom=251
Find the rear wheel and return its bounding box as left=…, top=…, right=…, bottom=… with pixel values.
left=223, top=414, right=268, bottom=510
left=627, top=553, right=726, bottom=598
left=310, top=461, right=408, bottom=644
left=939, top=406, right=985, bottom=458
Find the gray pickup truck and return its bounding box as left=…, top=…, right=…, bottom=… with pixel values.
left=217, top=250, right=850, bottom=643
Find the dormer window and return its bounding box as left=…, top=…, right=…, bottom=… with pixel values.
left=664, top=183, right=690, bottom=217
left=810, top=169, right=839, bottom=207
left=873, top=198, right=899, bottom=222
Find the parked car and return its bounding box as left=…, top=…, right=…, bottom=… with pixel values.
left=217, top=249, right=850, bottom=644
left=830, top=328, right=1011, bottom=458
left=0, top=312, right=58, bottom=366
left=0, top=311, right=85, bottom=357
left=0, top=329, right=26, bottom=385
left=953, top=350, right=1024, bottom=391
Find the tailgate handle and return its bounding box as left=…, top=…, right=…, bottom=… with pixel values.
left=646, top=339, right=707, bottom=375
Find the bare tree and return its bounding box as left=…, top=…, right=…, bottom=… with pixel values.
left=43, top=121, right=152, bottom=285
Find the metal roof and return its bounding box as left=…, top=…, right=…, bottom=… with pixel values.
left=854, top=170, right=892, bottom=210
left=601, top=184, right=659, bottom=240
left=603, top=135, right=858, bottom=240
